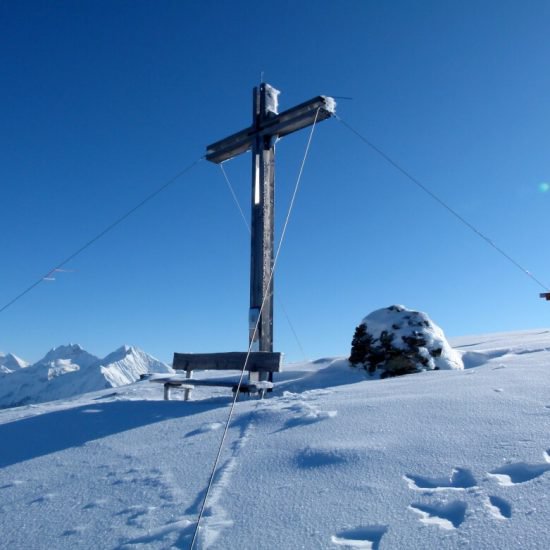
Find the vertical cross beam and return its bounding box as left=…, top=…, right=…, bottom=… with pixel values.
left=249, top=85, right=276, bottom=382
left=205, top=84, right=335, bottom=384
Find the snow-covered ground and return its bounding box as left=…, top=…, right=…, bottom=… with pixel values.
left=1, top=329, right=549, bottom=549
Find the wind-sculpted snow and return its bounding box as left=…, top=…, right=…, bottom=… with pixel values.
left=0, top=329, right=549, bottom=549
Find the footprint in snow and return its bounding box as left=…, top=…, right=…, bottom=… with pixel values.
left=1, top=480, right=24, bottom=489
left=29, top=493, right=56, bottom=505
left=409, top=500, right=467, bottom=530
left=279, top=409, right=337, bottom=431
left=331, top=525, right=388, bottom=549
left=488, top=461, right=550, bottom=485
left=116, top=505, right=156, bottom=527
left=62, top=525, right=87, bottom=536
left=83, top=498, right=109, bottom=509
left=404, top=468, right=477, bottom=491
left=485, top=496, right=512, bottom=519
left=119, top=518, right=194, bottom=548
left=279, top=401, right=337, bottom=424
left=184, top=422, right=224, bottom=438
left=296, top=446, right=361, bottom=469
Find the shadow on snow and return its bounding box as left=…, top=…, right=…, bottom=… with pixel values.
left=0, top=400, right=217, bottom=468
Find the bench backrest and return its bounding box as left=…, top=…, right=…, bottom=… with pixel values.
left=172, top=352, right=282, bottom=373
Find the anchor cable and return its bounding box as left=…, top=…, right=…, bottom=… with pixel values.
left=0, top=156, right=204, bottom=315
left=335, top=115, right=550, bottom=292
left=190, top=109, right=321, bottom=549
left=280, top=301, right=308, bottom=363
left=219, top=163, right=251, bottom=233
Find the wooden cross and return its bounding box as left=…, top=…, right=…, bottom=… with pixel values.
left=206, top=84, right=335, bottom=382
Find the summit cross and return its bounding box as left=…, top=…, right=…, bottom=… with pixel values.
left=206, top=84, right=335, bottom=382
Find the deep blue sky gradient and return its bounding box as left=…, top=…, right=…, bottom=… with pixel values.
left=1, top=1, right=549, bottom=362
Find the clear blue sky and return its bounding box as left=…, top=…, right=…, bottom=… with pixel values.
left=1, top=0, right=549, bottom=363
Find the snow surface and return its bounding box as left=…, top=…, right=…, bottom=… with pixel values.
left=1, top=330, right=549, bottom=549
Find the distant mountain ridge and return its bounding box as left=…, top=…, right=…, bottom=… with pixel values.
left=0, top=344, right=172, bottom=409
left=0, top=352, right=29, bottom=374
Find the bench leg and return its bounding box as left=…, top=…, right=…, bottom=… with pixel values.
left=164, top=384, right=171, bottom=401
left=184, top=369, right=193, bottom=401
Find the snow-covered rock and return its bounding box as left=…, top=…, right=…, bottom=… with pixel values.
left=349, top=305, right=463, bottom=376
left=0, top=344, right=172, bottom=409
left=0, top=352, right=28, bottom=374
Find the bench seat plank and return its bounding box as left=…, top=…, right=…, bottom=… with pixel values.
left=151, top=376, right=273, bottom=390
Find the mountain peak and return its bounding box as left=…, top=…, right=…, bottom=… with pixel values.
left=96, top=345, right=171, bottom=387
left=106, top=345, right=138, bottom=362
left=0, top=352, right=29, bottom=372
left=35, top=344, right=99, bottom=369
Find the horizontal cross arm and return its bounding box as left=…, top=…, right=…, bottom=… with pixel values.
left=259, top=95, right=335, bottom=140
left=206, top=127, right=255, bottom=164
left=205, top=95, right=336, bottom=164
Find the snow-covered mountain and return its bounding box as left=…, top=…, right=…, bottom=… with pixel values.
left=0, top=329, right=549, bottom=549
left=99, top=345, right=172, bottom=386
left=0, top=344, right=172, bottom=409
left=33, top=343, right=100, bottom=371
left=0, top=352, right=28, bottom=374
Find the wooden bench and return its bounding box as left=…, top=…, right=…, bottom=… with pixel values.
left=151, top=351, right=282, bottom=401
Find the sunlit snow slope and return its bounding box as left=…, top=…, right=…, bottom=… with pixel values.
left=0, top=330, right=549, bottom=549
